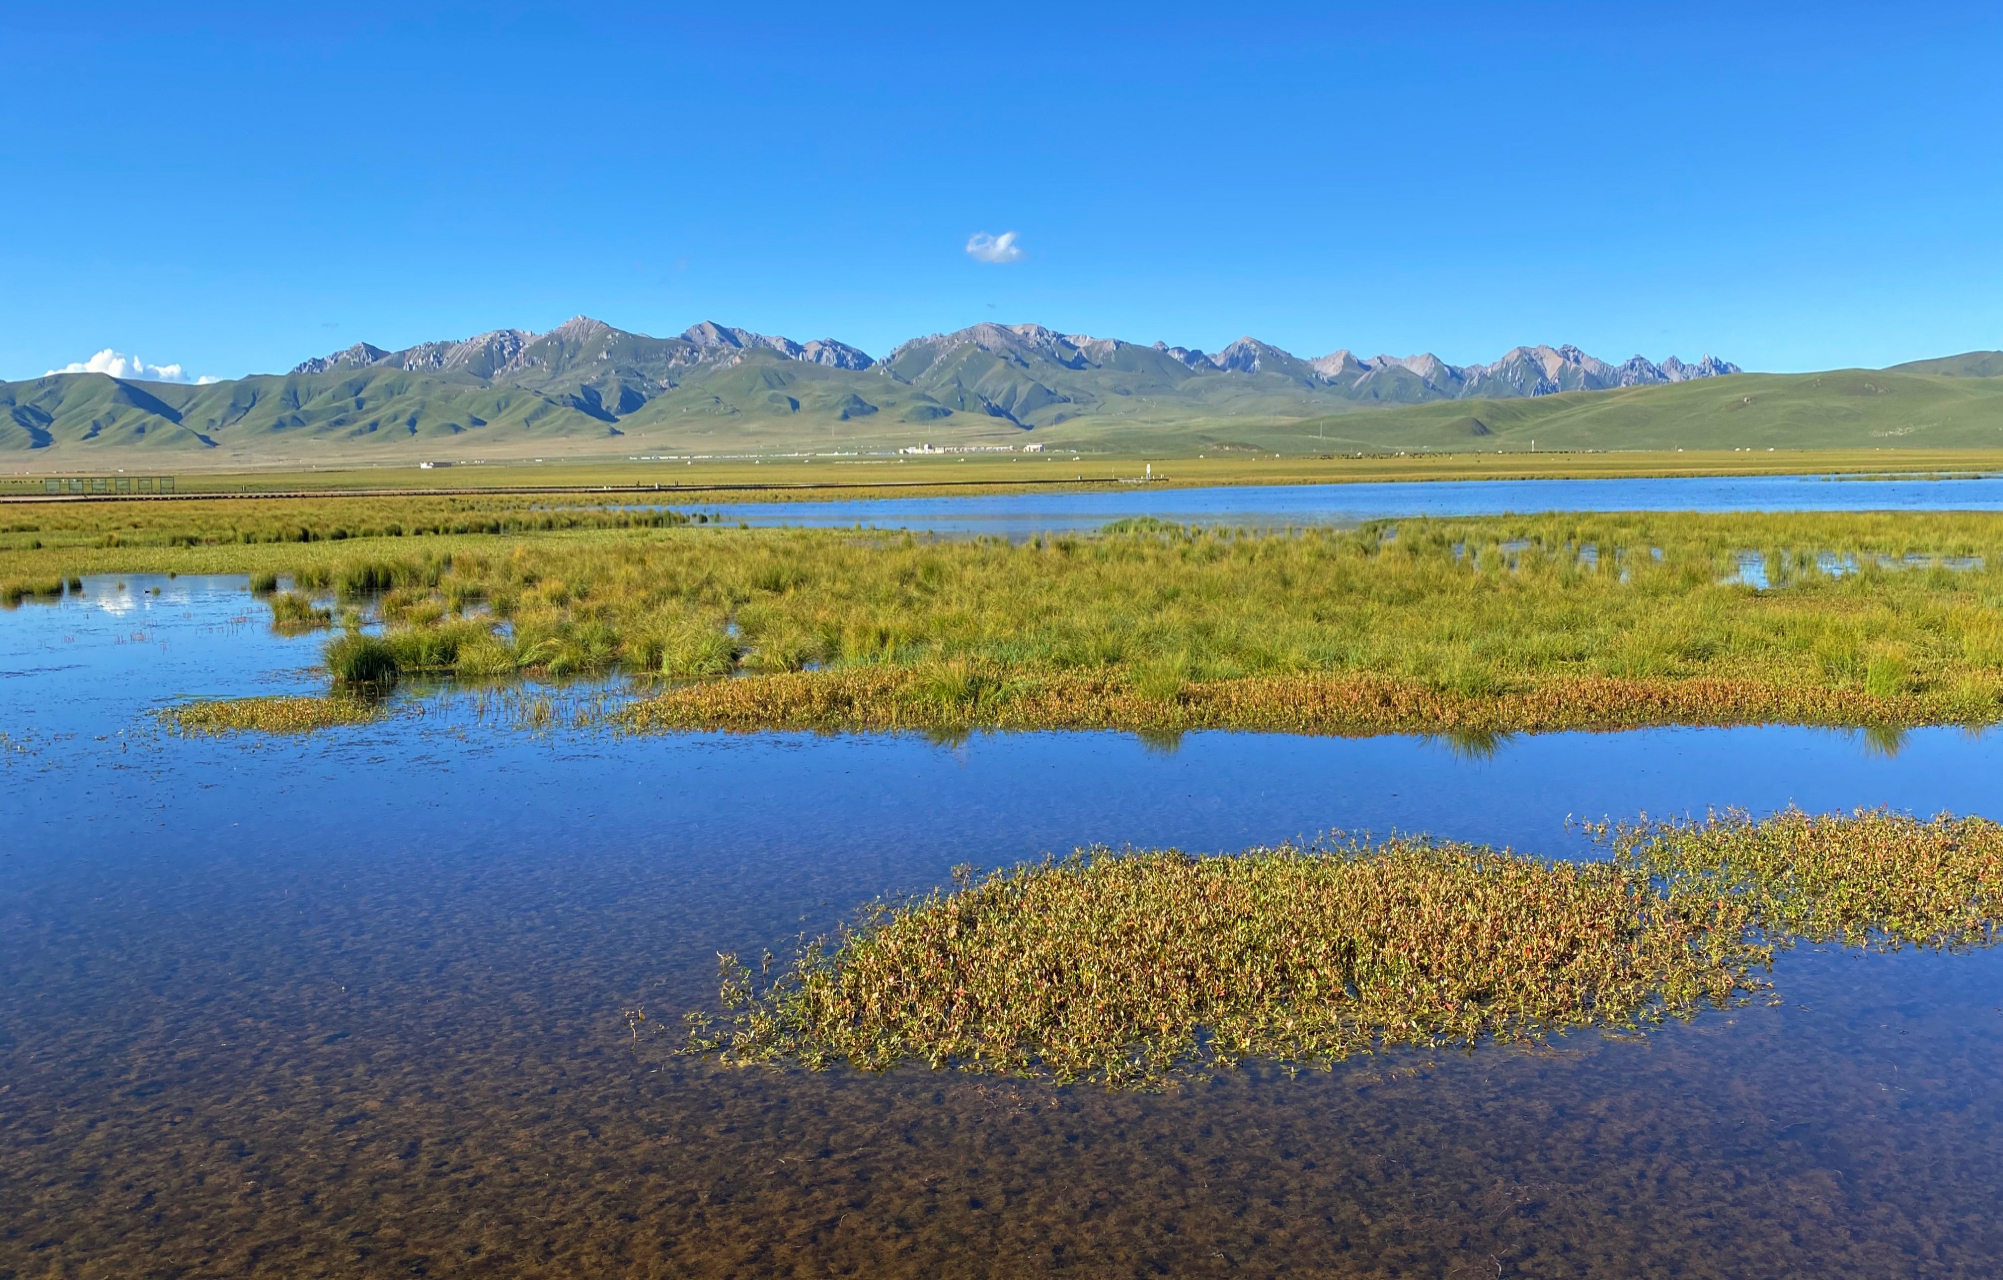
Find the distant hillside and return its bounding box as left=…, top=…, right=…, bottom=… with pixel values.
left=1, top=316, right=1751, bottom=465
left=1187, top=369, right=2003, bottom=455
left=1886, top=351, right=2003, bottom=379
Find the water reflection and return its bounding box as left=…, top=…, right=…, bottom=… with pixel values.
left=1428, top=726, right=1517, bottom=761
left=1132, top=727, right=1185, bottom=755
left=6, top=578, right=2003, bottom=1276
left=1723, top=549, right=1984, bottom=589
left=1859, top=723, right=1910, bottom=759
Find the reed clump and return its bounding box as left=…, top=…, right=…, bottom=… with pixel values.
left=1, top=575, right=68, bottom=605
left=267, top=590, right=332, bottom=631
left=325, top=633, right=399, bottom=686
left=170, top=695, right=383, bottom=733
left=688, top=809, right=2003, bottom=1088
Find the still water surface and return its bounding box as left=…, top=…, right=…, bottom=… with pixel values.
left=4, top=579, right=2002, bottom=1276
left=705, top=471, right=2003, bottom=536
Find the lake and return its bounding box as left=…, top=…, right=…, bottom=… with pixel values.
left=703, top=471, right=2003, bottom=536
left=4, top=577, right=2002, bottom=1276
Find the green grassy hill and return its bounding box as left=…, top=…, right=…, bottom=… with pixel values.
left=8, top=316, right=2002, bottom=467
left=1886, top=351, right=2003, bottom=378
left=1075, top=368, right=2003, bottom=456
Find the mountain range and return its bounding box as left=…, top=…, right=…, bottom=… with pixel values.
left=8, top=317, right=2000, bottom=462
left=287, top=318, right=1740, bottom=420
left=0, top=316, right=1751, bottom=461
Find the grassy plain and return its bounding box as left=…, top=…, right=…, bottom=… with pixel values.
left=5, top=446, right=2003, bottom=500
left=11, top=497, right=2003, bottom=736
left=688, top=809, right=2003, bottom=1088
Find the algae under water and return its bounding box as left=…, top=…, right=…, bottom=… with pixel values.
left=6, top=578, right=2003, bottom=1277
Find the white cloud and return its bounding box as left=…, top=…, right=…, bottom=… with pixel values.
left=47, top=348, right=216, bottom=384
left=965, top=231, right=1026, bottom=264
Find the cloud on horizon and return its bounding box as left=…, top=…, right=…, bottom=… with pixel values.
left=965, top=231, right=1025, bottom=264
left=48, top=348, right=219, bottom=384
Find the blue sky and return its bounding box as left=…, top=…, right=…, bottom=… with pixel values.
left=3, top=2, right=1998, bottom=382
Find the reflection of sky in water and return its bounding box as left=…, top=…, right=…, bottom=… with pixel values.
left=8, top=578, right=2003, bottom=1275
left=8, top=577, right=2003, bottom=856
left=693, top=472, right=2003, bottom=536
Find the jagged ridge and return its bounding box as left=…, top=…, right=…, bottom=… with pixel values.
left=4, top=315, right=1758, bottom=457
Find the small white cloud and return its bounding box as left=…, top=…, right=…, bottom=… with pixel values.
left=47, top=348, right=212, bottom=384
left=965, top=231, right=1026, bottom=264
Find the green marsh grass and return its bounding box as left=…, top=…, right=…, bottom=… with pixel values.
left=325, top=633, right=399, bottom=687
left=267, top=590, right=332, bottom=631
left=688, top=809, right=2003, bottom=1089
left=12, top=503, right=2003, bottom=732
left=1, top=575, right=68, bottom=605
left=170, top=695, right=382, bottom=733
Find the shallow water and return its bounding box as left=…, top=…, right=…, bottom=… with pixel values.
left=6, top=579, right=2003, bottom=1277
left=703, top=472, right=2003, bottom=536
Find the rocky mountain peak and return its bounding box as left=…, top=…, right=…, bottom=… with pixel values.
left=682, top=320, right=875, bottom=370
left=1659, top=354, right=1741, bottom=380
left=290, top=342, right=390, bottom=375
left=548, top=316, right=614, bottom=342
left=1211, top=337, right=1277, bottom=374
left=1309, top=349, right=1360, bottom=378
left=1155, top=342, right=1218, bottom=371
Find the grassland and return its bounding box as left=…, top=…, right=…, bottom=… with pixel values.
left=686, top=809, right=2003, bottom=1088
left=10, top=498, right=2003, bottom=736
left=1261, top=369, right=2003, bottom=455
left=5, top=445, right=2003, bottom=501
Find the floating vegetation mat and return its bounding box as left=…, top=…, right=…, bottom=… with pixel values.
left=686, top=809, right=2003, bottom=1089
left=168, top=695, right=384, bottom=734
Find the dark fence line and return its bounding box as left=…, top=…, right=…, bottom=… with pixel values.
left=35, top=476, right=177, bottom=496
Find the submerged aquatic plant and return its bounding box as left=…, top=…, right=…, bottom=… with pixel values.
left=687, top=809, right=2003, bottom=1089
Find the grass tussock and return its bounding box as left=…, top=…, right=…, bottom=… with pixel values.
left=170, top=695, right=383, bottom=733
left=325, top=633, right=399, bottom=686
left=688, top=809, right=2003, bottom=1088
left=268, top=590, right=332, bottom=631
